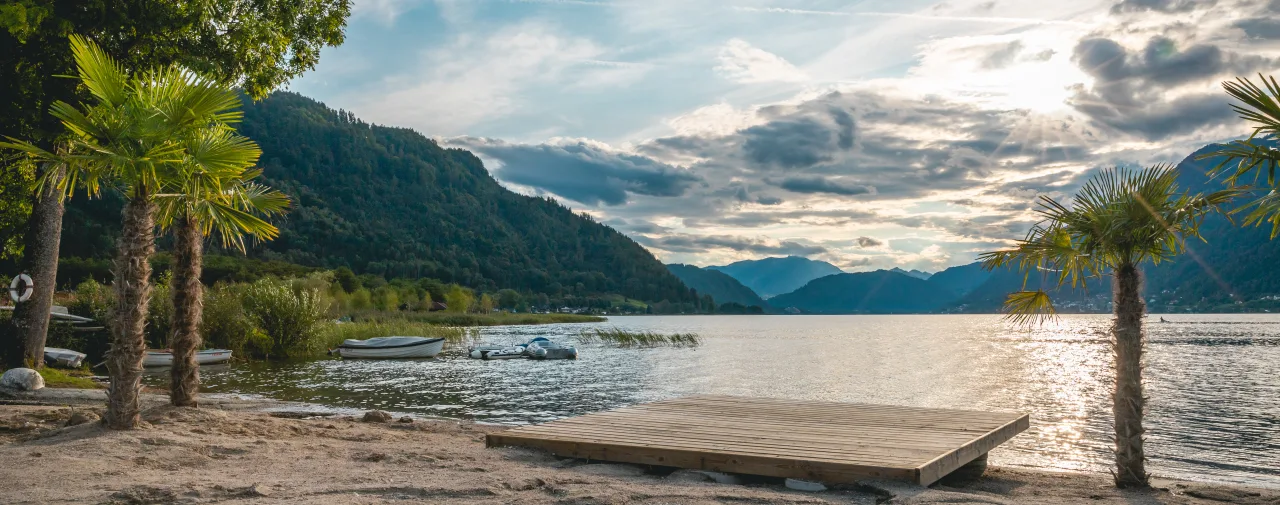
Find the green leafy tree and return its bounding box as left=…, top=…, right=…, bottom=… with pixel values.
left=157, top=134, right=290, bottom=407
left=478, top=293, right=495, bottom=314
left=444, top=285, right=474, bottom=314
left=979, top=166, right=1236, bottom=488
left=0, top=0, right=349, bottom=369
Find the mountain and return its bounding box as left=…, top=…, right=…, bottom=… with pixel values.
left=53, top=92, right=697, bottom=304
left=665, top=264, right=769, bottom=309
left=708, top=256, right=844, bottom=298
left=889, top=267, right=932, bottom=280
left=925, top=262, right=991, bottom=298
left=768, top=270, right=956, bottom=313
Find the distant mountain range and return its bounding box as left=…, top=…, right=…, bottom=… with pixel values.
left=888, top=267, right=932, bottom=280
left=706, top=256, right=843, bottom=298
left=665, top=264, right=770, bottom=309
left=768, top=270, right=954, bottom=313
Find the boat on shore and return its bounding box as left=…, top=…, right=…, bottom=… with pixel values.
left=43, top=347, right=86, bottom=368
left=143, top=349, right=233, bottom=367
left=335, top=336, right=445, bottom=359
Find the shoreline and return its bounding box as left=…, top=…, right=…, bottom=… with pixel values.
left=2, top=388, right=1277, bottom=504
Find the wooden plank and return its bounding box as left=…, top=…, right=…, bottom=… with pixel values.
left=486, top=396, right=1030, bottom=486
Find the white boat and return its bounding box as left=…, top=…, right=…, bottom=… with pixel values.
left=43, top=347, right=86, bottom=368
left=468, top=344, right=526, bottom=360
left=143, top=349, right=233, bottom=367
left=336, top=336, right=445, bottom=359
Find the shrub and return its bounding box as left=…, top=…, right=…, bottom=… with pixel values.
left=240, top=278, right=330, bottom=358
left=201, top=283, right=269, bottom=357
left=146, top=276, right=173, bottom=348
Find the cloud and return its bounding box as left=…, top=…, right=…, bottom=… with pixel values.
left=770, top=176, right=876, bottom=196
left=1235, top=17, right=1280, bottom=40
left=856, top=236, right=884, bottom=247
left=715, top=39, right=808, bottom=84
left=981, top=40, right=1024, bottom=69
left=634, top=233, right=828, bottom=256
left=1110, top=0, right=1214, bottom=14
left=1068, top=35, right=1271, bottom=140
left=449, top=137, right=702, bottom=205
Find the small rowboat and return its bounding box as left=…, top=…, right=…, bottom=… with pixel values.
left=44, top=347, right=87, bottom=368
left=143, top=349, right=233, bottom=367
left=335, top=336, right=445, bottom=359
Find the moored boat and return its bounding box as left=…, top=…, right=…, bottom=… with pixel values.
left=468, top=344, right=526, bottom=359
left=143, top=349, right=233, bottom=367
left=525, top=339, right=578, bottom=360
left=43, top=347, right=86, bottom=368
left=335, top=336, right=445, bottom=359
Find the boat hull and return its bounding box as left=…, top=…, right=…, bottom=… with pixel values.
left=338, top=337, right=445, bottom=359
left=143, top=349, right=233, bottom=367
left=43, top=347, right=86, bottom=368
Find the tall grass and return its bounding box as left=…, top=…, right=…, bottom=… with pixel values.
left=319, top=320, right=470, bottom=350
left=577, top=328, right=701, bottom=347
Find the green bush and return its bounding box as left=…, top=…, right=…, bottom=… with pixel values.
left=240, top=278, right=330, bottom=358
left=146, top=276, right=173, bottom=348
left=201, top=283, right=269, bottom=357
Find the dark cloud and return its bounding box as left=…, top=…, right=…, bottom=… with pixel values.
left=982, top=41, right=1024, bottom=69
left=1069, top=35, right=1269, bottom=139
left=1235, top=18, right=1280, bottom=40
left=1110, top=0, right=1213, bottom=13
left=634, top=233, right=827, bottom=256
left=771, top=176, right=875, bottom=196
left=740, top=104, right=857, bottom=168
left=681, top=209, right=879, bottom=229
left=856, top=236, right=883, bottom=248
left=449, top=137, right=702, bottom=206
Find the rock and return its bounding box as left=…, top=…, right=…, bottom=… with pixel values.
left=785, top=478, right=828, bottom=492
left=0, top=368, right=44, bottom=391
left=65, top=411, right=99, bottom=427
left=361, top=410, right=392, bottom=423
left=397, top=416, right=413, bottom=423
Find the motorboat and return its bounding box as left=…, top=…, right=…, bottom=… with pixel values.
left=335, top=336, right=445, bottom=359
left=143, top=349, right=233, bottom=367
left=43, top=347, right=86, bottom=368
left=525, top=338, right=578, bottom=360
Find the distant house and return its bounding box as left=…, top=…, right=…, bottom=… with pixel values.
left=429, top=301, right=448, bottom=312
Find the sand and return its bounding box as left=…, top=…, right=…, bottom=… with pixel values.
left=1, top=389, right=1277, bottom=504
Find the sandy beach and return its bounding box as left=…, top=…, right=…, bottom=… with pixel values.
left=0, top=389, right=1276, bottom=505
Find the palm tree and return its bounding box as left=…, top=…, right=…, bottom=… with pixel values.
left=2, top=35, right=246, bottom=429
left=979, top=166, right=1236, bottom=488
left=1198, top=75, right=1280, bottom=236
left=157, top=130, right=289, bottom=407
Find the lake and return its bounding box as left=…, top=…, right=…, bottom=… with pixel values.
left=181, top=314, right=1280, bottom=487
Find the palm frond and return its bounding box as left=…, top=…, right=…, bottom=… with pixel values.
left=1001, top=290, right=1058, bottom=326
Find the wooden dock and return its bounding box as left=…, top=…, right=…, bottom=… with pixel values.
left=486, top=395, right=1029, bottom=485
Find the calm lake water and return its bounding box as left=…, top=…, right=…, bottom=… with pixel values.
left=177, top=315, right=1280, bottom=487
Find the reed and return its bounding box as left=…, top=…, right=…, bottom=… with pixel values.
left=577, top=328, right=701, bottom=347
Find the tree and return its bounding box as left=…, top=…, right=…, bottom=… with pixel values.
left=979, top=166, right=1236, bottom=488
left=0, top=0, right=349, bottom=372
left=157, top=144, right=289, bottom=407
left=478, top=293, right=495, bottom=314
left=444, top=285, right=474, bottom=314
left=1199, top=75, right=1280, bottom=236
left=4, top=36, right=258, bottom=428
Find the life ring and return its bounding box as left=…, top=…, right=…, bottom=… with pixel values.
left=8, top=274, right=33, bottom=303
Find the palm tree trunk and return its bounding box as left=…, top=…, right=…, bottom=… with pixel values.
left=105, top=190, right=155, bottom=430
left=168, top=213, right=203, bottom=407
left=1111, top=263, right=1149, bottom=488
left=4, top=165, right=65, bottom=369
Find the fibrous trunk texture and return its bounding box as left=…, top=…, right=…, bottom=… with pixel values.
left=105, top=191, right=156, bottom=430
left=1111, top=263, right=1149, bottom=488
left=169, top=213, right=203, bottom=407
left=5, top=165, right=65, bottom=369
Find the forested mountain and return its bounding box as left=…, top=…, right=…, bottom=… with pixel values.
left=665, top=264, right=769, bottom=309
left=708, top=256, right=843, bottom=298
left=925, top=262, right=991, bottom=298
left=888, top=267, right=931, bottom=280
left=768, top=270, right=956, bottom=313
left=52, top=92, right=697, bottom=304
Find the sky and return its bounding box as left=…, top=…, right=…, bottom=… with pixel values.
left=289, top=0, right=1280, bottom=273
